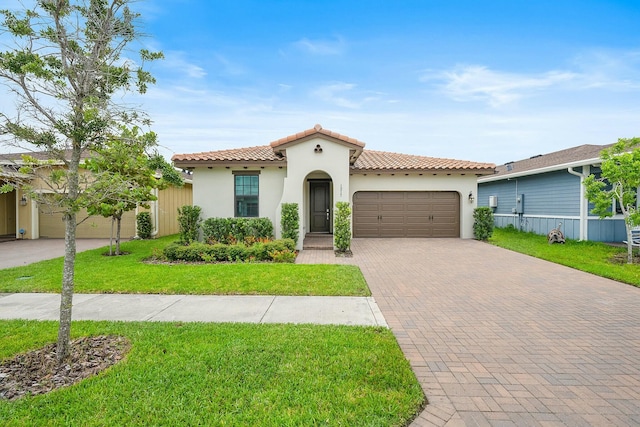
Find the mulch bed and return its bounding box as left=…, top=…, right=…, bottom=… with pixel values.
left=0, top=335, right=130, bottom=401
left=609, top=252, right=640, bottom=265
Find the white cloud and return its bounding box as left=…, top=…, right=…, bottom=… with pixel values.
left=160, top=51, right=207, bottom=79
left=311, top=82, right=360, bottom=109
left=214, top=54, right=247, bottom=77
left=570, top=49, right=640, bottom=90
left=425, top=65, right=577, bottom=107
left=293, top=36, right=346, bottom=55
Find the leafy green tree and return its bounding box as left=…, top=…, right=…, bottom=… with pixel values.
left=584, top=138, right=640, bottom=264
left=0, top=0, right=162, bottom=363
left=83, top=126, right=182, bottom=255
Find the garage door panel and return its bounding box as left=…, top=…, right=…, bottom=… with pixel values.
left=381, top=192, right=404, bottom=200
left=379, top=202, right=404, bottom=212
left=407, top=215, right=429, bottom=224
left=381, top=215, right=404, bottom=225
left=353, top=191, right=460, bottom=238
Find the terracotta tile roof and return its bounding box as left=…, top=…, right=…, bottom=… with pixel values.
left=353, top=150, right=495, bottom=173
left=490, top=144, right=614, bottom=178
left=172, top=145, right=283, bottom=164
left=270, top=124, right=365, bottom=149
left=171, top=125, right=494, bottom=174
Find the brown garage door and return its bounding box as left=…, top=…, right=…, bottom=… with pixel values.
left=353, top=191, right=460, bottom=238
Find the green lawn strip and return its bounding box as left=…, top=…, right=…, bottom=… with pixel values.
left=490, top=227, right=640, bottom=287
left=0, top=236, right=370, bottom=296
left=0, top=320, right=424, bottom=426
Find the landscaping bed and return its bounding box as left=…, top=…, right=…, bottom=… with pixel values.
left=0, top=320, right=425, bottom=426
left=0, top=235, right=371, bottom=296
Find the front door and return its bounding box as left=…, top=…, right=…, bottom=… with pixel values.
left=310, top=181, right=331, bottom=233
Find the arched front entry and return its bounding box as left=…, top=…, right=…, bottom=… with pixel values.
left=305, top=171, right=333, bottom=234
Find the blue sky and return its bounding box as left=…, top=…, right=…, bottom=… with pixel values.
left=3, top=0, right=640, bottom=164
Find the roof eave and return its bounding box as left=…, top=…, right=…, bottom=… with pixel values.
left=351, top=167, right=495, bottom=175
left=478, top=157, right=602, bottom=183
left=173, top=159, right=287, bottom=169
left=271, top=133, right=365, bottom=155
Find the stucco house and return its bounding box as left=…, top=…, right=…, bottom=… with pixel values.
left=171, top=124, right=495, bottom=249
left=477, top=143, right=628, bottom=242
left=0, top=151, right=192, bottom=240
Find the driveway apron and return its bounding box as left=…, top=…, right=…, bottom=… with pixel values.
left=299, top=239, right=640, bottom=426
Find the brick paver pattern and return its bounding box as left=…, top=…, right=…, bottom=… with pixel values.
left=297, top=239, right=640, bottom=426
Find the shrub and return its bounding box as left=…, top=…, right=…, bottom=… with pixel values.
left=136, top=212, right=153, bottom=239
left=226, top=244, right=248, bottom=262
left=248, top=242, right=269, bottom=261
left=334, top=202, right=352, bottom=252
left=203, top=217, right=274, bottom=244
left=269, top=249, right=297, bottom=263
left=177, top=205, right=202, bottom=244
left=251, top=218, right=274, bottom=240
left=280, top=203, right=299, bottom=244
left=162, top=238, right=294, bottom=263
left=473, top=207, right=494, bottom=241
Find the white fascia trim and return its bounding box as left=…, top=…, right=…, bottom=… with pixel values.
left=478, top=157, right=602, bottom=183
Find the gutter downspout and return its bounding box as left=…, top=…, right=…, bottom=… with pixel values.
left=151, top=188, right=159, bottom=237
left=568, top=166, right=589, bottom=241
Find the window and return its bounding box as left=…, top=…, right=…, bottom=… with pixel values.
left=234, top=173, right=259, bottom=217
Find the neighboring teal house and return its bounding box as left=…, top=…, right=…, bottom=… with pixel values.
left=477, top=143, right=629, bottom=242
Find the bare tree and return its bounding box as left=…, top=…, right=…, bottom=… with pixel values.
left=0, top=0, right=162, bottom=363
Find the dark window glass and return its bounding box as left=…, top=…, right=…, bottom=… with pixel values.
left=235, top=175, right=259, bottom=217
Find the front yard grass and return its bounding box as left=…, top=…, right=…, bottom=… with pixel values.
left=490, top=227, right=640, bottom=287
left=0, top=320, right=425, bottom=426
left=0, top=236, right=370, bottom=296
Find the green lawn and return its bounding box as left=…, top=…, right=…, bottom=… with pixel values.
left=0, top=236, right=370, bottom=296
left=0, top=320, right=425, bottom=426
left=490, top=227, right=640, bottom=287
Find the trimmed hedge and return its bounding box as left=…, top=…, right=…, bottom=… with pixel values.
left=136, top=212, right=153, bottom=239
left=163, top=238, right=296, bottom=263
left=473, top=207, right=494, bottom=241
left=202, top=217, right=274, bottom=244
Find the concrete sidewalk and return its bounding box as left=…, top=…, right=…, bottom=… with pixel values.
left=0, top=293, right=387, bottom=327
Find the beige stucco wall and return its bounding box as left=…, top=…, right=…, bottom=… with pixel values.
left=349, top=173, right=478, bottom=239
left=193, top=167, right=286, bottom=232
left=276, top=137, right=352, bottom=248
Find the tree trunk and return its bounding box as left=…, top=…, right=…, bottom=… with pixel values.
left=56, top=144, right=81, bottom=364
left=625, top=223, right=634, bottom=264
left=109, top=217, right=114, bottom=256
left=57, top=211, right=77, bottom=364
left=115, top=213, right=122, bottom=255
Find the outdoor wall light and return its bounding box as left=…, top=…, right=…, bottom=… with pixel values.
left=314, top=144, right=323, bottom=153
left=20, top=196, right=27, bottom=206
left=468, top=191, right=474, bottom=203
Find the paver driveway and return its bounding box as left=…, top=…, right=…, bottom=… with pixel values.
left=298, top=239, right=640, bottom=426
